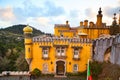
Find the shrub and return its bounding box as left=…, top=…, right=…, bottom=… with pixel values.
left=90, top=61, right=103, bottom=78
left=30, top=68, right=41, bottom=78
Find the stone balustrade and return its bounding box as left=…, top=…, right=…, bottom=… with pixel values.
left=1, top=71, right=30, bottom=76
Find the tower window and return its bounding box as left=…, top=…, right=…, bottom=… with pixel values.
left=28, top=48, right=30, bottom=53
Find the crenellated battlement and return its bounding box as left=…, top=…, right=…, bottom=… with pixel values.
left=93, top=33, right=120, bottom=65
left=33, top=36, right=92, bottom=44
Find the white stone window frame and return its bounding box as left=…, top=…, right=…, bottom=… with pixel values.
left=73, top=64, right=78, bottom=72
left=73, top=48, right=79, bottom=58
left=42, top=48, right=49, bottom=58
left=42, top=63, right=48, bottom=73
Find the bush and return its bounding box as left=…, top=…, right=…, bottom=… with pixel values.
left=30, top=68, right=41, bottom=78
left=90, top=61, right=103, bottom=78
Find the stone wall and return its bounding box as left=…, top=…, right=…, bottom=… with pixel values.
left=93, top=34, right=120, bottom=65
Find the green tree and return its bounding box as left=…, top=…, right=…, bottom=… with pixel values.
left=15, top=51, right=29, bottom=71
left=0, top=57, right=11, bottom=72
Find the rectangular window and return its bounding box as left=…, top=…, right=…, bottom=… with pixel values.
left=73, top=48, right=79, bottom=58
left=42, top=48, right=49, bottom=58
left=56, top=47, right=65, bottom=56
left=28, top=48, right=30, bottom=53
left=73, top=64, right=78, bottom=72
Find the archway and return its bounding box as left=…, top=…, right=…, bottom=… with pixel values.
left=56, top=61, right=65, bottom=75
left=104, top=47, right=111, bottom=62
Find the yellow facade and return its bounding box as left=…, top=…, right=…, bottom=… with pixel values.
left=23, top=8, right=110, bottom=75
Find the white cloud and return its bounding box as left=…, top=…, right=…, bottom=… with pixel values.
left=0, top=6, right=15, bottom=21
left=36, top=17, right=50, bottom=26
left=0, top=21, right=12, bottom=28
left=0, top=0, right=119, bottom=33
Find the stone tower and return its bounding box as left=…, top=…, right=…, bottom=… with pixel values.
left=96, top=7, right=103, bottom=27
left=23, top=25, right=33, bottom=71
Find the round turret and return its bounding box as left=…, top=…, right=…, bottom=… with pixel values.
left=23, top=25, right=33, bottom=33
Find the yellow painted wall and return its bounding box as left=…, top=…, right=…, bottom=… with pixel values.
left=24, top=13, right=109, bottom=74
left=28, top=39, right=92, bottom=73
left=24, top=25, right=109, bottom=73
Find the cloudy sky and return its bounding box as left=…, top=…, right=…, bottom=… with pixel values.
left=0, top=0, right=119, bottom=33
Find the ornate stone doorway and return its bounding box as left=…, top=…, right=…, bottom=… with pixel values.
left=56, top=61, right=65, bottom=75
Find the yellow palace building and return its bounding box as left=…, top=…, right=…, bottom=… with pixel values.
left=23, top=8, right=109, bottom=76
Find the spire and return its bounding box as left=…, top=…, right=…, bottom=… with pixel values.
left=112, top=13, right=117, bottom=25
left=66, top=20, right=69, bottom=25
left=113, top=13, right=117, bottom=21
left=98, top=7, right=102, bottom=15
left=96, top=7, right=103, bottom=27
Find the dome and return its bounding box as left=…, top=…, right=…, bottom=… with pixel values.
left=23, top=25, right=33, bottom=33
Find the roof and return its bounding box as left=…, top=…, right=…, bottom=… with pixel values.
left=54, top=24, right=70, bottom=28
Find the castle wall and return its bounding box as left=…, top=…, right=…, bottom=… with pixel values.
left=30, top=37, right=92, bottom=73
left=93, top=34, right=120, bottom=65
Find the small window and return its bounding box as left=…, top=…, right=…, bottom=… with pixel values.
left=74, top=48, right=79, bottom=55
left=43, top=63, right=48, bottom=73
left=73, top=48, right=79, bottom=59
left=73, top=64, right=78, bottom=72
left=42, top=48, right=49, bottom=58
left=28, top=48, right=30, bottom=53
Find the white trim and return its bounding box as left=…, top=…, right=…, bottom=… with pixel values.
left=42, top=63, right=48, bottom=74
left=55, top=59, right=66, bottom=76
left=42, top=48, right=49, bottom=58
left=73, top=64, right=78, bottom=72
left=73, top=48, right=80, bottom=59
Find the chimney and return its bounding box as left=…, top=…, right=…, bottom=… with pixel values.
left=84, top=20, right=88, bottom=27
left=66, top=20, right=69, bottom=25
left=80, top=21, right=83, bottom=26
left=89, top=22, right=94, bottom=28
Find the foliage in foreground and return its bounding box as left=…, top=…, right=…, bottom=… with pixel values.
left=30, top=68, right=41, bottom=78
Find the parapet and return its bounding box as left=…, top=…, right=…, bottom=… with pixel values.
left=33, top=35, right=92, bottom=43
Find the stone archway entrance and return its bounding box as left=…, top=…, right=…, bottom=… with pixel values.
left=56, top=61, right=65, bottom=75
left=104, top=47, right=111, bottom=62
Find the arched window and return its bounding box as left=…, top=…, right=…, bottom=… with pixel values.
left=42, top=63, right=48, bottom=73
left=73, top=64, right=78, bottom=72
